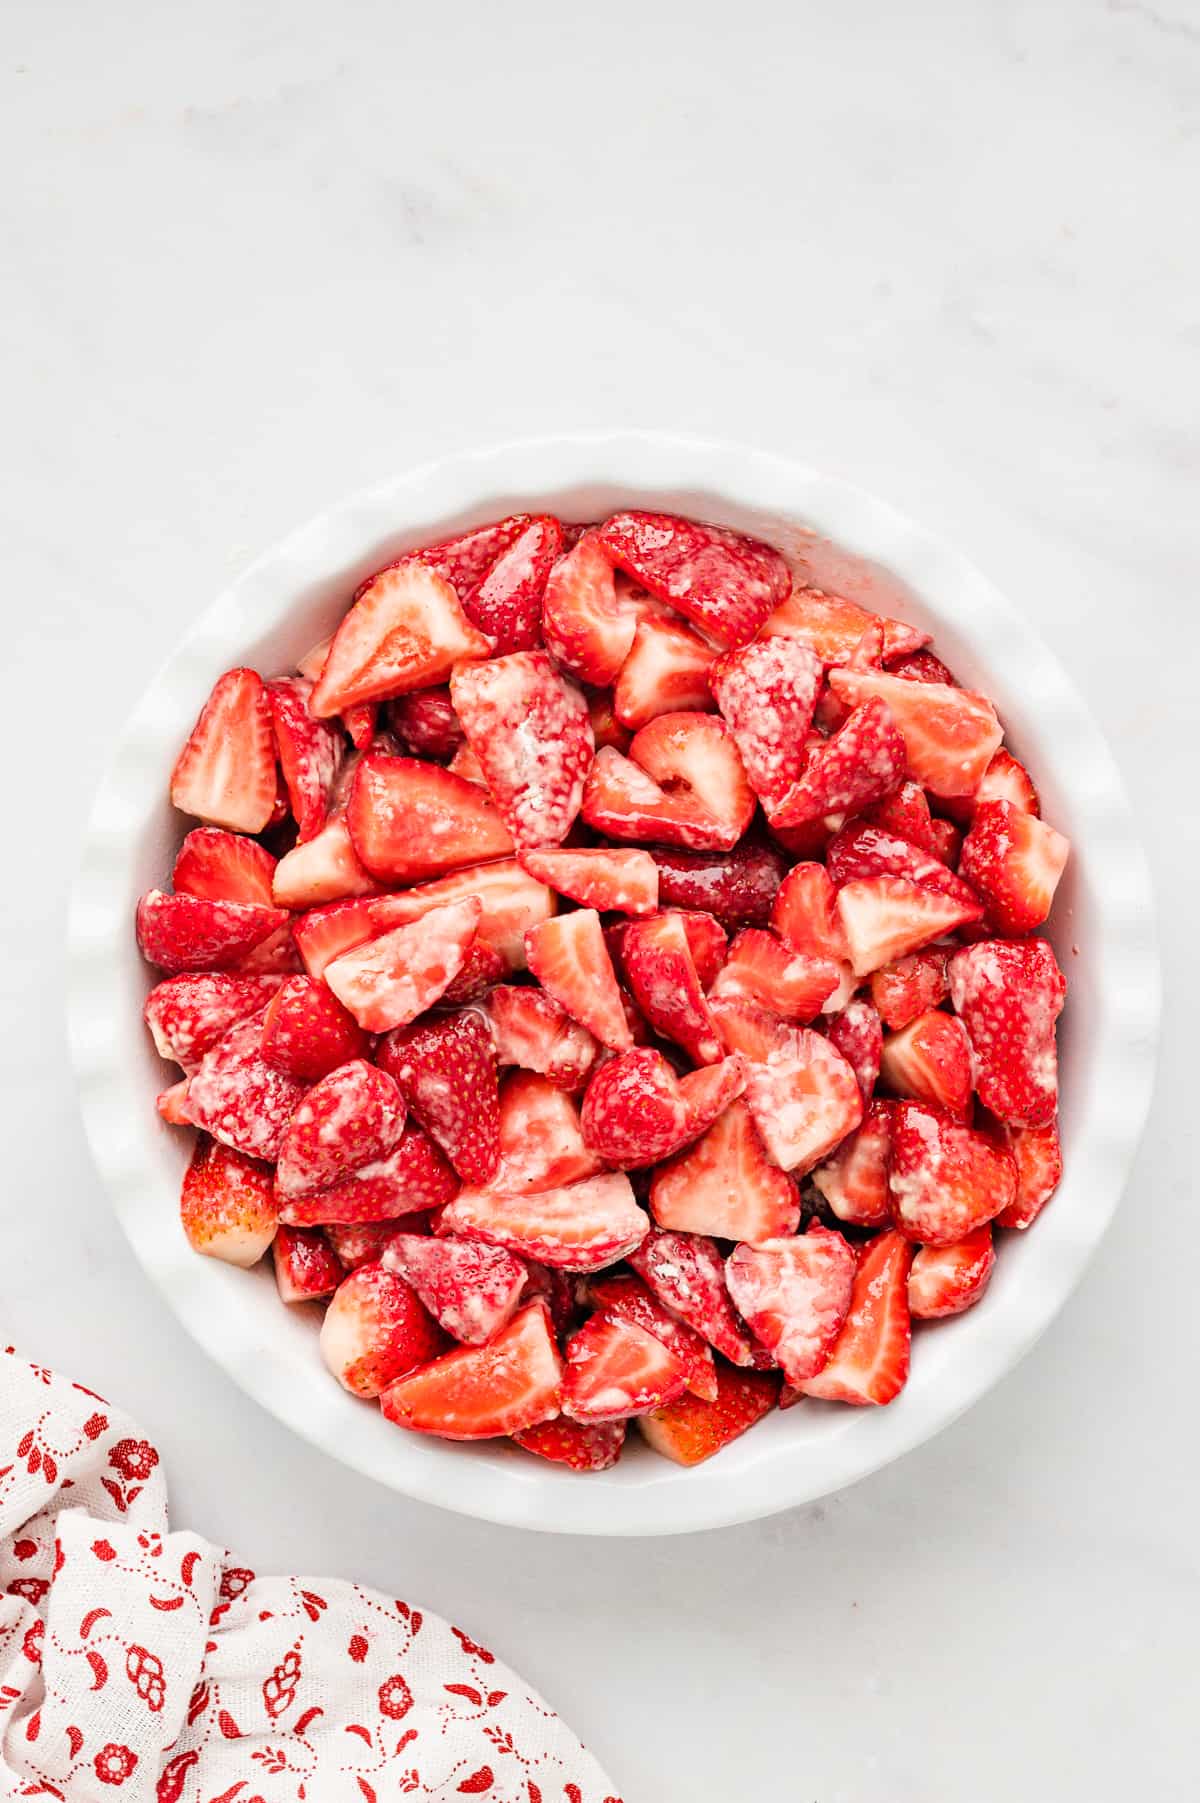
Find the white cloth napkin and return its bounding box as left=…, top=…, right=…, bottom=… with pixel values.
left=0, top=1349, right=620, bottom=1802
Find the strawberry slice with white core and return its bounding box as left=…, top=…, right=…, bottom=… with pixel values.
left=324, top=896, right=482, bottom=1032
left=613, top=617, right=717, bottom=729
left=585, top=1271, right=718, bottom=1403
left=709, top=636, right=823, bottom=809
left=187, top=1011, right=308, bottom=1162
left=520, top=847, right=659, bottom=915
left=869, top=948, right=950, bottom=1030
left=275, top=1058, right=407, bottom=1201
left=484, top=985, right=598, bottom=1090
left=811, top=1099, right=893, bottom=1227
left=795, top=1229, right=913, bottom=1406
left=880, top=1008, right=972, bottom=1119
left=450, top=651, right=593, bottom=853
left=377, top=1008, right=500, bottom=1185
left=889, top=1099, right=1017, bottom=1244
left=278, top=1121, right=458, bottom=1225
left=973, top=746, right=1041, bottom=816
left=743, top=1027, right=864, bottom=1175
left=639, top=1364, right=780, bottom=1465
left=629, top=1229, right=760, bottom=1366
left=708, top=928, right=840, bottom=1023
left=726, top=1224, right=857, bottom=1385
left=836, top=876, right=983, bottom=977
left=825, top=997, right=884, bottom=1101
left=959, top=800, right=1070, bottom=934
left=312, top=562, right=491, bottom=716
left=136, top=890, right=288, bottom=975
left=384, top=1233, right=526, bottom=1345
left=380, top=1301, right=563, bottom=1440
left=760, top=586, right=929, bottom=666
left=514, top=1417, right=626, bottom=1471
left=439, top=1170, right=648, bottom=1272
left=170, top=667, right=276, bottom=833
left=770, top=863, right=855, bottom=1011
left=650, top=1097, right=800, bottom=1241
left=463, top=514, right=562, bottom=654
left=996, top=1117, right=1063, bottom=1229
left=271, top=814, right=380, bottom=909
left=826, top=820, right=982, bottom=909
left=598, top=511, right=791, bottom=648
left=827, top=668, right=1003, bottom=800
left=272, top=1224, right=343, bottom=1303
left=770, top=698, right=907, bottom=829
left=144, top=971, right=282, bottom=1070
left=562, top=1314, right=688, bottom=1423
left=321, top=1262, right=447, bottom=1398
left=525, top=909, right=632, bottom=1052
left=267, top=676, right=345, bottom=842
left=949, top=938, right=1065, bottom=1128
left=180, top=1136, right=278, bottom=1267
left=908, top=1226, right=996, bottom=1319
left=259, top=975, right=370, bottom=1081
left=172, top=827, right=278, bottom=908
left=676, top=1054, right=751, bottom=1136
left=583, top=714, right=755, bottom=853
left=346, top=752, right=514, bottom=885
left=618, top=911, right=724, bottom=1063
left=470, top=1070, right=600, bottom=1197
left=580, top=1048, right=696, bottom=1167
left=652, top=839, right=786, bottom=930
left=541, top=530, right=640, bottom=683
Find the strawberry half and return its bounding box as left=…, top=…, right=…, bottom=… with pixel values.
left=770, top=698, right=907, bottom=830
left=311, top=562, right=491, bottom=715
left=514, top=1416, right=626, bottom=1471
left=889, top=1100, right=1017, bottom=1244
left=136, top=890, right=289, bottom=975
left=825, top=997, right=884, bottom=1101
left=475, top=1070, right=601, bottom=1196
left=378, top=1009, right=500, bottom=1185
left=585, top=1271, right=718, bottom=1402
left=321, top=1262, right=447, bottom=1398
left=451, top=651, right=593, bottom=853
left=866, top=780, right=938, bottom=853
left=384, top=1233, right=526, bottom=1344
left=324, top=896, right=482, bottom=1032
left=562, top=1314, right=689, bottom=1423
left=583, top=713, right=755, bottom=853
left=880, top=1009, right=973, bottom=1120
left=156, top=1078, right=193, bottom=1124
left=995, top=1117, right=1063, bottom=1229
left=278, top=1121, right=458, bottom=1226
left=259, top=975, right=370, bottom=1081
left=973, top=746, right=1040, bottom=816
left=271, top=814, right=381, bottom=909
left=520, top=847, right=659, bottom=916
left=651, top=839, right=786, bottom=930
left=949, top=938, right=1066, bottom=1128
left=959, top=800, right=1070, bottom=934
left=726, top=1223, right=857, bottom=1384
left=170, top=667, right=276, bottom=833
left=580, top=1048, right=696, bottom=1167
left=743, top=1027, right=864, bottom=1175
left=811, top=1099, right=893, bottom=1227
left=463, top=514, right=562, bottom=654
left=416, top=513, right=534, bottom=597
left=326, top=1215, right=431, bottom=1270
left=676, top=1054, right=751, bottom=1136
left=651, top=1098, right=799, bottom=1241
left=629, top=1229, right=759, bottom=1366
left=835, top=876, right=983, bottom=977
left=267, top=677, right=345, bottom=842
left=869, top=948, right=950, bottom=1030
left=275, top=1059, right=407, bottom=1201
left=484, top=985, right=599, bottom=1091
left=380, top=1301, right=563, bottom=1439
left=180, top=1136, right=278, bottom=1267
left=272, top=1224, right=343, bottom=1303
left=525, top=909, right=632, bottom=1052
left=639, top=1364, right=780, bottom=1466
left=441, top=1169, right=648, bottom=1271
left=172, top=828, right=277, bottom=907
left=760, top=586, right=929, bottom=666
left=826, top=820, right=981, bottom=908
left=541, top=530, right=640, bottom=683
left=618, top=911, right=724, bottom=1063
left=795, top=1229, right=913, bottom=1406
left=613, top=617, right=718, bottom=730
left=908, top=1226, right=996, bottom=1319
left=346, top=753, right=514, bottom=885
left=144, top=971, right=282, bottom=1070
left=598, top=510, right=791, bottom=648
left=708, top=928, right=840, bottom=1023
left=827, top=668, right=1003, bottom=800
left=187, top=1011, right=308, bottom=1162
left=709, top=636, right=823, bottom=810
left=770, top=862, right=855, bottom=1010
left=387, top=686, right=463, bottom=761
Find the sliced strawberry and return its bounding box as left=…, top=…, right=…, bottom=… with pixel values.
left=272, top=1224, right=343, bottom=1303
left=580, top=1048, right=697, bottom=1167
left=520, top=847, right=659, bottom=915
left=598, top=510, right=790, bottom=648
left=825, top=997, right=883, bottom=1101
left=519, top=1260, right=579, bottom=1337
left=441, top=935, right=507, bottom=1004
left=650, top=1097, right=799, bottom=1241
left=378, top=1009, right=500, bottom=1185
left=180, top=1136, right=278, bottom=1267
left=473, top=1070, right=601, bottom=1196
left=144, top=971, right=282, bottom=1070
left=450, top=652, right=593, bottom=853
left=629, top=1229, right=759, bottom=1366
left=868, top=948, right=950, bottom=1030
left=384, top=1233, right=526, bottom=1344
left=743, top=1027, right=864, bottom=1175
left=524, top=910, right=632, bottom=1052
left=770, top=863, right=855, bottom=1010
left=811, top=1099, right=893, bottom=1226
left=156, top=1077, right=193, bottom=1124
left=271, top=814, right=381, bottom=909
left=974, top=746, right=1040, bottom=816
left=275, top=1059, right=406, bottom=1201
left=321, top=1262, right=447, bottom=1398
left=927, top=818, right=962, bottom=865
left=639, top=1363, right=779, bottom=1465
left=448, top=740, right=485, bottom=784
left=346, top=753, right=514, bottom=884
left=583, top=713, right=754, bottom=853
left=484, top=986, right=597, bottom=1091
left=889, top=1100, right=1017, bottom=1243
left=708, top=636, right=823, bottom=809
left=172, top=828, right=277, bottom=907
left=707, top=994, right=793, bottom=1062
left=513, top=1416, right=625, bottom=1471
left=708, top=928, right=840, bottom=1023
left=267, top=677, right=344, bottom=842
left=326, top=1216, right=429, bottom=1270
left=562, top=1314, right=688, bottom=1422
left=187, top=1012, right=308, bottom=1161
left=585, top=1272, right=718, bottom=1402
left=587, top=689, right=632, bottom=753
left=136, top=890, right=288, bottom=975
left=259, top=975, right=370, bottom=1080
left=908, top=1226, right=995, bottom=1318
left=887, top=648, right=957, bottom=685
left=387, top=686, right=463, bottom=761
left=826, top=820, right=980, bottom=908
left=613, top=617, right=717, bottom=729
left=866, top=780, right=937, bottom=853
left=959, top=800, right=1070, bottom=934
left=541, top=530, right=639, bottom=683
left=651, top=839, right=786, bottom=930
left=995, top=1116, right=1063, bottom=1229
left=881, top=1009, right=972, bottom=1119
left=279, top=1122, right=458, bottom=1225
left=229, top=924, right=302, bottom=975
left=835, top=876, right=983, bottom=977
left=826, top=669, right=1002, bottom=800
left=949, top=938, right=1066, bottom=1128
left=769, top=698, right=907, bottom=829
left=725, top=1224, right=856, bottom=1385
left=380, top=1300, right=562, bottom=1439
left=324, top=896, right=482, bottom=1032
left=440, top=1170, right=648, bottom=1271
left=676, top=1054, right=751, bottom=1135
left=760, top=586, right=929, bottom=666
left=618, top=911, right=724, bottom=1063
left=795, top=1229, right=913, bottom=1406
left=312, top=562, right=491, bottom=715
left=416, top=513, right=534, bottom=597
left=461, top=514, right=562, bottom=654
left=170, top=667, right=276, bottom=833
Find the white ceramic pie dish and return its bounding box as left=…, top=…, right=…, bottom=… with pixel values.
left=67, top=431, right=1160, bottom=1535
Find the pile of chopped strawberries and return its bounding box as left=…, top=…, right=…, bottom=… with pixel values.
left=138, top=508, right=1070, bottom=1471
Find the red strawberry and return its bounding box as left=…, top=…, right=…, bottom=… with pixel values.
left=272, top=1224, right=343, bottom=1303
left=866, top=780, right=938, bottom=853
left=520, top=847, right=659, bottom=915
left=450, top=652, right=593, bottom=853
left=170, top=667, right=276, bottom=833
left=587, top=689, right=632, bottom=752
left=441, top=1168, right=648, bottom=1271
left=378, top=1009, right=500, bottom=1185
left=484, top=985, right=598, bottom=1090
left=771, top=699, right=907, bottom=831
left=380, top=1301, right=562, bottom=1439
left=275, top=1059, right=407, bottom=1200
left=346, top=753, right=514, bottom=884
left=629, top=1229, right=759, bottom=1366
left=908, top=1226, right=995, bottom=1318
left=726, top=1224, right=856, bottom=1385
left=580, top=1048, right=695, bottom=1167
left=136, top=890, right=288, bottom=975
left=619, top=912, right=724, bottom=1063
left=259, top=976, right=370, bottom=1080
left=462, top=514, right=562, bottom=654
left=707, top=994, right=793, bottom=1062
left=441, top=936, right=506, bottom=1004
left=415, top=514, right=534, bottom=598
left=676, top=1054, right=751, bottom=1135
left=229, top=926, right=301, bottom=975
left=835, top=876, right=983, bottom=976
left=973, top=746, right=1040, bottom=816
left=311, top=562, right=491, bottom=715
left=743, top=1027, right=863, bottom=1174
left=144, top=972, right=282, bottom=1070
left=583, top=713, right=755, bottom=852
left=562, top=1314, right=688, bottom=1422
left=321, top=1262, right=447, bottom=1398
left=598, top=510, right=790, bottom=648
left=514, top=1416, right=625, bottom=1471
left=172, top=828, right=277, bottom=907
left=995, top=1117, right=1062, bottom=1229
left=524, top=910, right=632, bottom=1052
left=880, top=1009, right=973, bottom=1120
left=267, top=678, right=344, bottom=841
left=868, top=948, right=950, bottom=1030
left=187, top=1012, right=308, bottom=1161
left=794, top=1229, right=913, bottom=1405
left=959, top=801, right=1070, bottom=934
left=541, top=530, right=640, bottom=683
left=639, top=1364, right=780, bottom=1465
left=650, top=1098, right=799, bottom=1241
left=760, top=586, right=929, bottom=666
left=520, top=1260, right=580, bottom=1337
left=927, top=817, right=962, bottom=865
left=387, top=686, right=463, bottom=761
left=709, top=636, right=823, bottom=809
left=585, top=1272, right=718, bottom=1402
left=271, top=814, right=381, bottom=909
left=889, top=1100, right=1017, bottom=1243
left=949, top=938, right=1066, bottom=1128
left=613, top=617, right=717, bottom=729
left=651, top=839, right=786, bottom=930
left=325, top=1214, right=431, bottom=1270
left=180, top=1136, right=278, bottom=1266
left=811, top=1099, right=893, bottom=1227
left=826, top=668, right=1002, bottom=799
left=324, top=896, right=482, bottom=1032
left=156, top=1077, right=193, bottom=1124
left=826, top=820, right=980, bottom=908
left=770, top=863, right=855, bottom=1010
left=887, top=648, right=957, bottom=685
left=448, top=740, right=486, bottom=784
left=825, top=997, right=883, bottom=1101
left=279, top=1122, right=458, bottom=1225
left=708, top=928, right=840, bottom=1023
left=384, top=1234, right=526, bottom=1344
left=472, top=1070, right=600, bottom=1197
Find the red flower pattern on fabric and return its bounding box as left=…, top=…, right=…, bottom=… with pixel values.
left=108, top=1438, right=158, bottom=1482
left=93, top=1742, right=138, bottom=1785
left=378, top=1673, right=414, bottom=1720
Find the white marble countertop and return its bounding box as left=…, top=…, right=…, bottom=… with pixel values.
left=2, top=2, right=1195, bottom=1797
